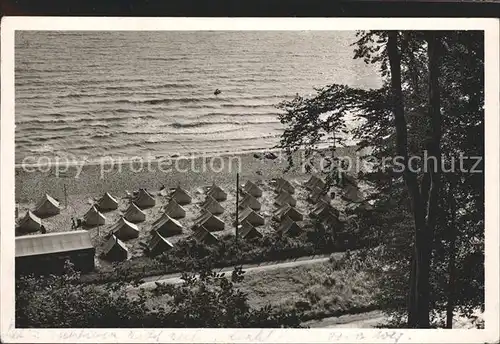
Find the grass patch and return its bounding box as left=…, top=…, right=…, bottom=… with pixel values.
left=235, top=252, right=380, bottom=321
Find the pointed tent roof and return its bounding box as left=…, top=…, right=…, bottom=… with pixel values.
left=244, top=180, right=263, bottom=198
left=192, top=226, right=219, bottom=245
left=202, top=195, right=224, bottom=215
left=110, top=217, right=139, bottom=241
left=240, top=207, right=265, bottom=226
left=97, top=192, right=119, bottom=211
left=151, top=213, right=183, bottom=237
left=305, top=175, right=326, bottom=191
left=164, top=199, right=186, bottom=219
left=275, top=178, right=295, bottom=194
left=274, top=204, right=303, bottom=222
left=239, top=221, right=263, bottom=240
left=194, top=210, right=225, bottom=232
left=342, top=184, right=364, bottom=203
left=17, top=210, right=42, bottom=234
left=33, top=194, right=61, bottom=217
left=124, top=202, right=146, bottom=223
left=309, top=186, right=331, bottom=204
left=101, top=235, right=128, bottom=262
left=207, top=184, right=227, bottom=202
left=171, top=186, right=192, bottom=205
left=278, top=216, right=303, bottom=236
left=133, top=188, right=156, bottom=209
left=84, top=205, right=106, bottom=226
left=239, top=193, right=261, bottom=211
left=274, top=190, right=297, bottom=207
left=310, top=201, right=340, bottom=219
left=342, top=173, right=358, bottom=187
left=148, top=230, right=174, bottom=256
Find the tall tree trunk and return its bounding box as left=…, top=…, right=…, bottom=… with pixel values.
left=419, top=31, right=442, bottom=328
left=387, top=30, right=427, bottom=328
left=446, top=179, right=457, bottom=328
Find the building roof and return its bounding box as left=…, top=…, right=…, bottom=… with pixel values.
left=16, top=230, right=93, bottom=258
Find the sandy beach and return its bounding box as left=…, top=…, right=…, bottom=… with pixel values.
left=15, top=146, right=362, bottom=269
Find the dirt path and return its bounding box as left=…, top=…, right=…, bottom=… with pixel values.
left=303, top=311, right=387, bottom=328
left=137, top=253, right=335, bottom=289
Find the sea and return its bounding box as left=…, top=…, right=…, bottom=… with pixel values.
left=15, top=31, right=381, bottom=164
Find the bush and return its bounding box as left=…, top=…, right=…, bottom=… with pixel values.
left=16, top=261, right=304, bottom=328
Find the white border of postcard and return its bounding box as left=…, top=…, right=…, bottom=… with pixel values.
left=1, top=17, right=499, bottom=344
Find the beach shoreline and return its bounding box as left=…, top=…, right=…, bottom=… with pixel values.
left=15, top=145, right=362, bottom=202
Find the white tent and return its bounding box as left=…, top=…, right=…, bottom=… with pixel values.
left=202, top=195, right=224, bottom=215
left=151, top=213, right=183, bottom=237
left=274, top=204, right=303, bottom=222
left=148, top=230, right=174, bottom=257
left=342, top=184, right=364, bottom=203
left=101, top=235, right=128, bottom=262
left=164, top=199, right=186, bottom=219
left=97, top=192, right=119, bottom=211
left=133, top=188, right=156, bottom=209
left=304, top=175, right=326, bottom=191
left=239, top=220, right=263, bottom=240
left=310, top=201, right=339, bottom=219
left=33, top=194, right=61, bottom=217
left=83, top=205, right=106, bottom=226
left=192, top=226, right=219, bottom=245
left=17, top=210, right=42, bottom=234
left=240, top=207, right=265, bottom=226
left=171, top=186, right=192, bottom=205
left=207, top=184, right=227, bottom=202
left=275, top=178, right=295, bottom=194
left=308, top=186, right=331, bottom=204
left=124, top=202, right=146, bottom=223
left=278, top=216, right=303, bottom=236
left=194, top=210, right=225, bottom=232
left=274, top=190, right=297, bottom=207
left=110, top=217, right=139, bottom=241
left=243, top=180, right=263, bottom=198
left=239, top=193, right=261, bottom=211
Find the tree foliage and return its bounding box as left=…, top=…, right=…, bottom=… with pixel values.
left=276, top=30, right=484, bottom=328
left=16, top=261, right=303, bottom=328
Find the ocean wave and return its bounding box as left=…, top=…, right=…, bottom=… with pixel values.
left=17, top=114, right=156, bottom=126
left=169, top=120, right=278, bottom=129
left=101, top=94, right=289, bottom=106
left=142, top=57, right=187, bottom=61
left=70, top=142, right=147, bottom=151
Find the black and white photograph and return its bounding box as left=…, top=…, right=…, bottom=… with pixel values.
left=1, top=17, right=499, bottom=343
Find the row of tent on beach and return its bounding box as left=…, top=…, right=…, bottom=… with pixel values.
left=99, top=176, right=350, bottom=262
left=17, top=175, right=361, bottom=262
